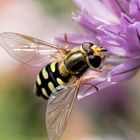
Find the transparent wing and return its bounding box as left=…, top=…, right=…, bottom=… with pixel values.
left=0, top=32, right=64, bottom=67
left=46, top=80, right=80, bottom=140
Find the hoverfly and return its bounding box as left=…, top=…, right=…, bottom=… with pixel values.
left=0, top=32, right=107, bottom=140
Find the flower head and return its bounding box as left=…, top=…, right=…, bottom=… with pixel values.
left=56, top=0, right=140, bottom=99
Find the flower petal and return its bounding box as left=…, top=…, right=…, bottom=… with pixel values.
left=74, top=0, right=118, bottom=22
left=98, top=35, right=128, bottom=56
left=98, top=24, right=125, bottom=42
left=126, top=22, right=140, bottom=54
left=129, top=0, right=140, bottom=21
left=78, top=77, right=116, bottom=100
left=120, top=14, right=135, bottom=33
left=107, top=57, right=140, bottom=82
left=73, top=9, right=104, bottom=36
left=102, top=0, right=130, bottom=17
left=98, top=24, right=131, bottom=55
left=55, top=33, right=97, bottom=47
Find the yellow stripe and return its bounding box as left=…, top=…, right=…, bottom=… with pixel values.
left=37, top=75, right=41, bottom=85
left=56, top=78, right=65, bottom=86
left=42, top=67, right=48, bottom=79
left=48, top=82, right=56, bottom=93
left=41, top=88, right=49, bottom=98
left=50, top=62, right=56, bottom=73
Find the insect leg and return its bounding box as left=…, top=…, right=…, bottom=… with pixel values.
left=82, top=82, right=98, bottom=92
left=98, top=64, right=113, bottom=72
left=82, top=75, right=99, bottom=81
left=90, top=64, right=112, bottom=72
left=77, top=75, right=101, bottom=99
left=81, top=75, right=99, bottom=92
left=62, top=33, right=71, bottom=54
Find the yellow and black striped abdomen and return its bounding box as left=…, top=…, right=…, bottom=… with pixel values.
left=35, top=62, right=71, bottom=99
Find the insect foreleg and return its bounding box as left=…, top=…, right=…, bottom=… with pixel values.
left=90, top=64, right=112, bottom=72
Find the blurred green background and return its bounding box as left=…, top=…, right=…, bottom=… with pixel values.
left=0, top=0, right=140, bottom=140
left=40, top=0, right=75, bottom=16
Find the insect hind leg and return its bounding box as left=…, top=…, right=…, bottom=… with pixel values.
left=77, top=75, right=100, bottom=99
left=82, top=82, right=98, bottom=93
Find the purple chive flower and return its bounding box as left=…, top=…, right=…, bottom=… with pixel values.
left=56, top=0, right=140, bottom=99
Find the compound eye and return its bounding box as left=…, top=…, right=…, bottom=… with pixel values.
left=82, top=42, right=93, bottom=53
left=88, top=55, right=101, bottom=68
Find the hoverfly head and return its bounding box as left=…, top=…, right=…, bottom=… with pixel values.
left=81, top=42, right=107, bottom=68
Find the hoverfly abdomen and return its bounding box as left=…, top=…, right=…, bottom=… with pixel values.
left=35, top=62, right=71, bottom=99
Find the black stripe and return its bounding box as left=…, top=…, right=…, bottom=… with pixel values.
left=40, top=66, right=52, bottom=97
left=47, top=63, right=60, bottom=87
left=36, top=82, right=49, bottom=100
left=54, top=62, right=71, bottom=83
left=35, top=62, right=71, bottom=100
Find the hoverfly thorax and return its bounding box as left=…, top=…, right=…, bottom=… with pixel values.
left=81, top=42, right=106, bottom=69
